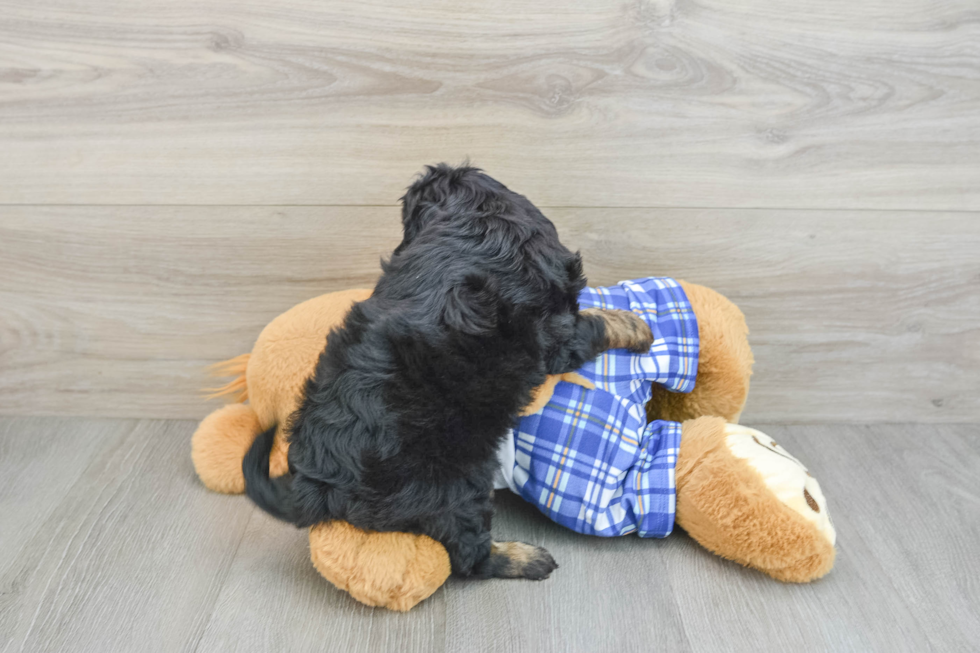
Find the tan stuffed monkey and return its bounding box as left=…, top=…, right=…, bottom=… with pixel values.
left=192, top=281, right=835, bottom=611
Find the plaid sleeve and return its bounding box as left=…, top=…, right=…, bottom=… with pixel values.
left=511, top=381, right=681, bottom=538
left=576, top=277, right=699, bottom=404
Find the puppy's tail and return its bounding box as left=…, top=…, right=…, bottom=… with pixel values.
left=243, top=426, right=300, bottom=524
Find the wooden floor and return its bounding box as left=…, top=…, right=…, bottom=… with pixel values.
left=0, top=417, right=977, bottom=653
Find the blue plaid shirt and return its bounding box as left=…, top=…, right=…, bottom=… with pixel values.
left=496, top=277, right=699, bottom=538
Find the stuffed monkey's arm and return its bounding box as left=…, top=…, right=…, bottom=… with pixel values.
left=520, top=373, right=595, bottom=417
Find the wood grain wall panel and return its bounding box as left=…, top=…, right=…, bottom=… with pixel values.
left=2, top=207, right=976, bottom=422
left=0, top=0, right=977, bottom=208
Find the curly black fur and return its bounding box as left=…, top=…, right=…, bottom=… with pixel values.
left=244, top=164, right=619, bottom=577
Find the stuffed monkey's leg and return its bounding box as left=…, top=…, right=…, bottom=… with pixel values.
left=648, top=282, right=753, bottom=423
left=306, top=499, right=556, bottom=612
left=675, top=416, right=835, bottom=583
left=309, top=522, right=450, bottom=612
left=191, top=404, right=288, bottom=494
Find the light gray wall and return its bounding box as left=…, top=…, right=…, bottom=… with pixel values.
left=2, top=209, right=977, bottom=422
left=1, top=0, right=978, bottom=422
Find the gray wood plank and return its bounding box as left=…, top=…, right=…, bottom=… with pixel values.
left=445, top=492, right=691, bottom=653
left=454, top=424, right=980, bottom=653
left=658, top=530, right=932, bottom=653
left=658, top=426, right=925, bottom=653
left=657, top=423, right=980, bottom=653
left=2, top=208, right=978, bottom=423
left=560, top=211, right=980, bottom=425
left=195, top=510, right=446, bottom=653
left=770, top=423, right=980, bottom=652
left=0, top=419, right=254, bottom=653
left=0, top=207, right=401, bottom=420
left=0, top=417, right=136, bottom=577
left=0, top=0, right=978, bottom=208
left=1, top=418, right=978, bottom=652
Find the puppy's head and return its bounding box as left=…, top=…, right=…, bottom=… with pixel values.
left=396, top=163, right=503, bottom=254
left=396, top=162, right=589, bottom=325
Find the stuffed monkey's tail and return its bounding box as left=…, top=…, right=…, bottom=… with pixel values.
left=203, top=353, right=251, bottom=402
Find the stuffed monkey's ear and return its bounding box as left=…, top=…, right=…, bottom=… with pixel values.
left=442, top=274, right=500, bottom=336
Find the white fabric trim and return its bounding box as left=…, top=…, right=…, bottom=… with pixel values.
left=493, top=429, right=518, bottom=493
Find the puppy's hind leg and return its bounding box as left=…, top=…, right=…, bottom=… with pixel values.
left=475, top=541, right=558, bottom=580
left=436, top=488, right=558, bottom=581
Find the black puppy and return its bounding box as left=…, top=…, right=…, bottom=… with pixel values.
left=244, top=164, right=653, bottom=579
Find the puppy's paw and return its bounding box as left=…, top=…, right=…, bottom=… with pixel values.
left=485, top=541, right=558, bottom=580
left=585, top=308, right=654, bottom=353
left=518, top=544, right=559, bottom=580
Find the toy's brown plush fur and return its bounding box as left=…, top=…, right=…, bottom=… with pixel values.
left=308, top=520, right=450, bottom=611
left=193, top=280, right=834, bottom=611
left=676, top=417, right=836, bottom=582
left=191, top=403, right=262, bottom=494
left=647, top=281, right=753, bottom=424
left=194, top=289, right=373, bottom=485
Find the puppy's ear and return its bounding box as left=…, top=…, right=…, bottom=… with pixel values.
left=442, top=274, right=500, bottom=336
left=554, top=252, right=586, bottom=310
left=397, top=164, right=452, bottom=254
left=395, top=197, right=424, bottom=256
left=565, top=252, right=584, bottom=281
left=564, top=252, right=587, bottom=290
